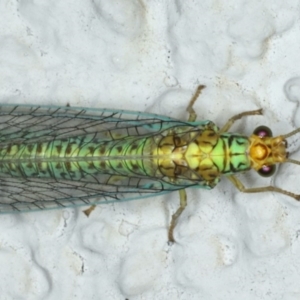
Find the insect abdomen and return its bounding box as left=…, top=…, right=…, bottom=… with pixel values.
left=0, top=135, right=156, bottom=180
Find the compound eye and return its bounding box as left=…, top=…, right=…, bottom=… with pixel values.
left=253, top=125, right=273, bottom=138
left=257, top=165, right=276, bottom=177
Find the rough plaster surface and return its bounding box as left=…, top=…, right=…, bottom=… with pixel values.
left=0, top=1, right=300, bottom=299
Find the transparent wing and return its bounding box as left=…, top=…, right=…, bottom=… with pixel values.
left=0, top=104, right=209, bottom=213
left=0, top=104, right=196, bottom=145
left=0, top=176, right=186, bottom=213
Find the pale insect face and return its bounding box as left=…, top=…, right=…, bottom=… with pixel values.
left=249, top=125, right=300, bottom=177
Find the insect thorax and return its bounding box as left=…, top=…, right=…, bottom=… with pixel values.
left=152, top=123, right=251, bottom=188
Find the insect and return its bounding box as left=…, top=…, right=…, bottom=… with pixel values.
left=0, top=85, right=299, bottom=242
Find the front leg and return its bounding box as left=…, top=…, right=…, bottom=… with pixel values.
left=219, top=109, right=263, bottom=133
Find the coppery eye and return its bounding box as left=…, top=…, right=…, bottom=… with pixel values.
left=257, top=165, right=276, bottom=177
left=253, top=125, right=273, bottom=138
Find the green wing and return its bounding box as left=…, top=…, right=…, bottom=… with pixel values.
left=0, top=104, right=211, bottom=213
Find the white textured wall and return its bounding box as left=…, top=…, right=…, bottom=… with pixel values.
left=0, top=1, right=300, bottom=299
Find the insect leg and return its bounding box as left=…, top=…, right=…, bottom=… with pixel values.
left=219, top=109, right=263, bottom=133
left=186, top=85, right=206, bottom=122
left=169, top=189, right=187, bottom=242
left=227, top=175, right=300, bottom=200
left=83, top=205, right=96, bottom=217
